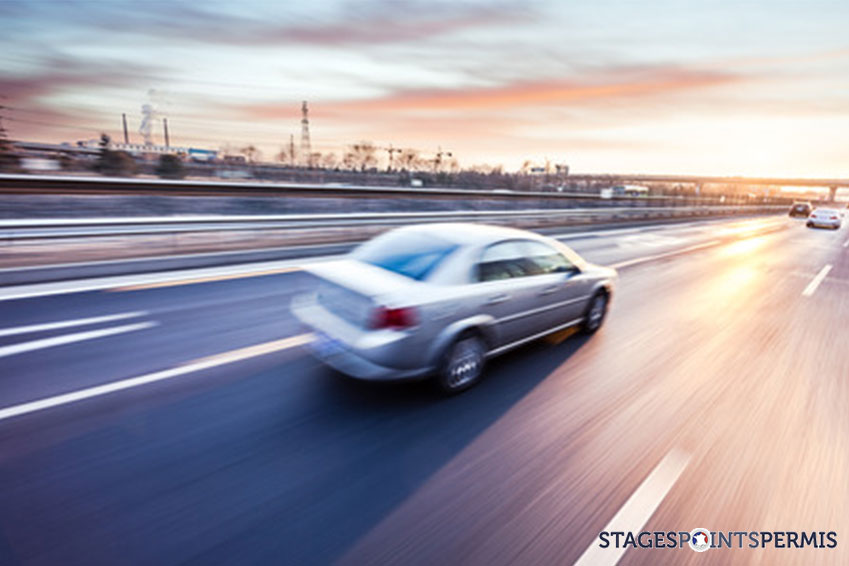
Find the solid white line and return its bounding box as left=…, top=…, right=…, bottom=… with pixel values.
left=0, top=311, right=147, bottom=338
left=573, top=449, right=691, bottom=566
left=802, top=264, right=832, bottom=297
left=610, top=240, right=721, bottom=269
left=0, top=256, right=342, bottom=302
left=0, top=322, right=157, bottom=359
left=843, top=239, right=849, bottom=248
left=0, top=333, right=312, bottom=422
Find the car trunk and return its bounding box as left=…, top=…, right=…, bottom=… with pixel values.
left=306, top=259, right=420, bottom=328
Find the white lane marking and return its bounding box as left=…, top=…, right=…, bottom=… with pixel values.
left=610, top=240, right=721, bottom=269
left=574, top=449, right=691, bottom=566
left=802, top=265, right=832, bottom=297
left=0, top=322, right=158, bottom=359
left=553, top=228, right=643, bottom=240
left=0, top=333, right=313, bottom=422
left=552, top=218, right=747, bottom=241
left=843, top=239, right=849, bottom=248
left=0, top=311, right=147, bottom=338
left=0, top=256, right=342, bottom=302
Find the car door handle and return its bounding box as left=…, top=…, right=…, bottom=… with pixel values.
left=539, top=285, right=559, bottom=295
left=486, top=293, right=510, bottom=305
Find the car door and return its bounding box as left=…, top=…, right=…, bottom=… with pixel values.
left=474, top=240, right=559, bottom=347
left=518, top=240, right=595, bottom=331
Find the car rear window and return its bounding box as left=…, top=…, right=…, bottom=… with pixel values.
left=352, top=231, right=459, bottom=281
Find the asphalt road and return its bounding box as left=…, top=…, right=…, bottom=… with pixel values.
left=0, top=215, right=846, bottom=565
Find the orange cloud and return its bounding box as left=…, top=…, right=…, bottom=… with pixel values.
left=243, top=68, right=740, bottom=121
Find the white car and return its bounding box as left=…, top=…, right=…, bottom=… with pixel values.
left=807, top=208, right=842, bottom=230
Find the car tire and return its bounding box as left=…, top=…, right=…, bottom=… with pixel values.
left=806, top=222, right=813, bottom=228
left=581, top=292, right=609, bottom=334
left=435, top=333, right=486, bottom=394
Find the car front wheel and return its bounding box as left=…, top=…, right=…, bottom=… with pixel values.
left=582, top=292, right=609, bottom=334
left=436, top=334, right=486, bottom=394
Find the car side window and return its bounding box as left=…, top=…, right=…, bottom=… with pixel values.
left=477, top=241, right=541, bottom=282
left=520, top=241, right=575, bottom=274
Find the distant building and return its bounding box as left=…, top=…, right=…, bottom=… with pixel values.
left=601, top=185, right=650, bottom=199
left=75, top=139, right=218, bottom=161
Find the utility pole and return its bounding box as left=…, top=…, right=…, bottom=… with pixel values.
left=300, top=101, right=311, bottom=166
left=384, top=145, right=401, bottom=171
left=122, top=113, right=129, bottom=144
left=288, top=134, right=296, bottom=167
left=163, top=118, right=170, bottom=148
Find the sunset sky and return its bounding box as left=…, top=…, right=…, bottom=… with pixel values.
left=2, top=0, right=849, bottom=175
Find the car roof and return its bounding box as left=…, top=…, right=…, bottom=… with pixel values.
left=390, top=222, right=544, bottom=246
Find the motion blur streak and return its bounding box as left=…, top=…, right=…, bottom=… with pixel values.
left=0, top=217, right=847, bottom=565
left=610, top=240, right=720, bottom=269
left=112, top=267, right=302, bottom=291
left=0, top=334, right=311, bottom=422
left=573, top=449, right=690, bottom=566
left=0, top=321, right=157, bottom=359
left=0, top=311, right=146, bottom=337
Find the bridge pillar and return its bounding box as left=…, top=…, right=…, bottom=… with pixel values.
left=829, top=186, right=838, bottom=202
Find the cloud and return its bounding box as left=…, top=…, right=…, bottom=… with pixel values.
left=15, top=0, right=528, bottom=48
left=0, top=56, right=166, bottom=141
left=0, top=56, right=159, bottom=101
left=241, top=67, right=740, bottom=119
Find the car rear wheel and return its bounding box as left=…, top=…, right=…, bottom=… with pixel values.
left=582, top=292, right=608, bottom=334
left=436, top=333, right=486, bottom=394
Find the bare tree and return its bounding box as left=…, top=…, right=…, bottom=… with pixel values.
left=342, top=151, right=357, bottom=170
left=307, top=152, right=322, bottom=169
left=240, top=145, right=260, bottom=163
left=397, top=148, right=420, bottom=172
left=348, top=141, right=378, bottom=171
left=320, top=152, right=338, bottom=170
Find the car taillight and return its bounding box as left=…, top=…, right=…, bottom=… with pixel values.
left=370, top=306, right=418, bottom=329
left=831, top=216, right=838, bottom=220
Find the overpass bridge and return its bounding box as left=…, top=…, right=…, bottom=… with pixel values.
left=564, top=173, right=849, bottom=201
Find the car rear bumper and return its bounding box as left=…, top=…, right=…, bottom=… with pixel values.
left=291, top=294, right=431, bottom=381
left=807, top=220, right=840, bottom=228
left=308, top=330, right=430, bottom=381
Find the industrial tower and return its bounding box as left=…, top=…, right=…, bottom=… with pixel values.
left=300, top=101, right=311, bottom=165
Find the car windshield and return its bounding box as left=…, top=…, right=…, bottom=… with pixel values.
left=352, top=231, right=459, bottom=281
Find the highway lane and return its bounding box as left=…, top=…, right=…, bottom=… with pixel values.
left=0, top=215, right=846, bottom=565
left=0, top=216, right=784, bottom=410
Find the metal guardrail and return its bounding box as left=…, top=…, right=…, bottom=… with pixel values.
left=0, top=174, right=791, bottom=205
left=0, top=206, right=787, bottom=241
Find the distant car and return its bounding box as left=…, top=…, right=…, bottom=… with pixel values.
left=292, top=223, right=617, bottom=393
left=807, top=208, right=842, bottom=229
left=789, top=202, right=813, bottom=217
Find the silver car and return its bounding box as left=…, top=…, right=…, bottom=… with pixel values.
left=292, top=223, right=617, bottom=393
left=807, top=208, right=842, bottom=229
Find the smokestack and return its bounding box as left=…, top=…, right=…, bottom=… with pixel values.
left=163, top=118, right=170, bottom=148
left=122, top=113, right=129, bottom=144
